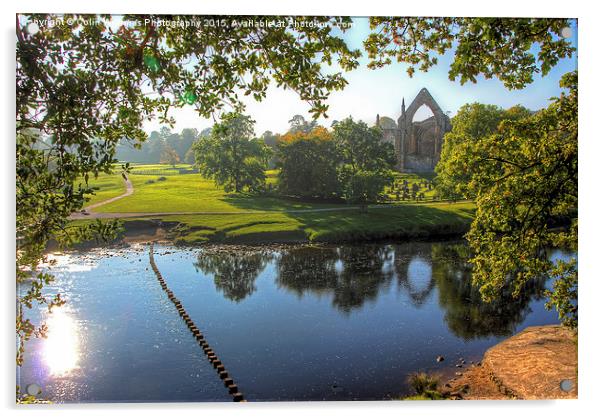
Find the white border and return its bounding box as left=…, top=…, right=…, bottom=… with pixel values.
left=2, top=1, right=600, bottom=418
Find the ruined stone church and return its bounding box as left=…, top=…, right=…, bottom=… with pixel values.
left=376, top=88, right=451, bottom=172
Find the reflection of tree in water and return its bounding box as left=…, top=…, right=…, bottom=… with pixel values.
left=275, top=246, right=339, bottom=296
left=335, top=245, right=395, bottom=313
left=276, top=245, right=394, bottom=314
left=431, top=243, right=548, bottom=340
left=393, top=243, right=437, bottom=307
left=194, top=249, right=273, bottom=302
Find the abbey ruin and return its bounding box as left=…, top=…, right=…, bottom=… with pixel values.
left=377, top=88, right=452, bottom=172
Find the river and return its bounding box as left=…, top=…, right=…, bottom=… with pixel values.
left=17, top=241, right=570, bottom=402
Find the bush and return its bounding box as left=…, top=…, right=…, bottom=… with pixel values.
left=145, top=179, right=156, bottom=184
left=407, top=372, right=442, bottom=399
left=157, top=176, right=167, bottom=181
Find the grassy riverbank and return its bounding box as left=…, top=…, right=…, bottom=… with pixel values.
left=73, top=164, right=475, bottom=245
left=70, top=201, right=475, bottom=245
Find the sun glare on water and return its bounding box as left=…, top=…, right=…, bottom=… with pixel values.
left=42, top=307, right=80, bottom=377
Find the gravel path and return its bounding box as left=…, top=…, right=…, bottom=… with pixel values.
left=82, top=175, right=134, bottom=212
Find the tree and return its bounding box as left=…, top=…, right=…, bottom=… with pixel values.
left=185, top=128, right=212, bottom=164
left=193, top=113, right=271, bottom=193
left=16, top=13, right=361, bottom=369
left=469, top=73, right=577, bottom=328
left=438, top=73, right=578, bottom=329
left=363, top=17, right=577, bottom=328
left=276, top=127, right=340, bottom=199
left=160, top=145, right=180, bottom=167
left=436, top=103, right=532, bottom=199
left=260, top=130, right=281, bottom=169
left=333, top=117, right=397, bottom=209
left=339, top=169, right=393, bottom=212
left=333, top=117, right=397, bottom=173
left=288, top=114, right=318, bottom=134
left=171, top=128, right=199, bottom=161
left=364, top=18, right=574, bottom=89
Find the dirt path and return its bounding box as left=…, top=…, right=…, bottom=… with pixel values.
left=87, top=175, right=133, bottom=210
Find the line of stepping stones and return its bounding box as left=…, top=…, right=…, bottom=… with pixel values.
left=149, top=243, right=245, bottom=402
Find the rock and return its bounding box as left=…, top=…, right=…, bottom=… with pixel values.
left=436, top=356, right=444, bottom=362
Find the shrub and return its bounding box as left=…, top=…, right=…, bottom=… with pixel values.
left=407, top=372, right=441, bottom=399
left=157, top=176, right=167, bottom=181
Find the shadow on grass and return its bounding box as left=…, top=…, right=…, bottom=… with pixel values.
left=219, top=193, right=342, bottom=212
left=219, top=196, right=475, bottom=243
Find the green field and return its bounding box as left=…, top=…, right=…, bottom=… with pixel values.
left=84, top=165, right=442, bottom=213
left=77, top=164, right=475, bottom=244
left=157, top=201, right=475, bottom=244
left=95, top=172, right=340, bottom=213
left=77, top=172, right=127, bottom=206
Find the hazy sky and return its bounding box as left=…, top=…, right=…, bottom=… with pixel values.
left=143, top=17, right=578, bottom=136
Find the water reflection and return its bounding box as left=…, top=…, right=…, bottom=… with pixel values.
left=394, top=248, right=436, bottom=307
left=42, top=306, right=80, bottom=376
left=193, top=249, right=272, bottom=302
left=276, top=245, right=395, bottom=314
left=192, top=242, right=552, bottom=340
left=431, top=243, right=548, bottom=340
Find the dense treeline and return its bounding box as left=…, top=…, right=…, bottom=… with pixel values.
left=115, top=126, right=211, bottom=164
left=193, top=112, right=397, bottom=209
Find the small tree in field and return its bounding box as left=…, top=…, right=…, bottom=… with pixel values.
left=160, top=146, right=180, bottom=167
left=333, top=117, right=397, bottom=210
left=193, top=113, right=271, bottom=193
left=340, top=169, right=393, bottom=213
left=277, top=127, right=340, bottom=200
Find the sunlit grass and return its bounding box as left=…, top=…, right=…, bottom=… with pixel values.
left=76, top=172, right=126, bottom=207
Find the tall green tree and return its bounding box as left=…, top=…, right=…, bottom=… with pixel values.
left=333, top=117, right=397, bottom=209
left=436, top=103, right=532, bottom=199
left=160, top=145, right=180, bottom=167
left=463, top=73, right=578, bottom=328
left=288, top=114, right=319, bottom=134
left=276, top=127, right=340, bottom=199
left=193, top=113, right=271, bottom=193
left=363, top=17, right=577, bottom=327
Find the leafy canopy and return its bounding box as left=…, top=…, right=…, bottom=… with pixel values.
left=438, top=72, right=578, bottom=328
left=333, top=118, right=397, bottom=206
left=193, top=112, right=272, bottom=193
left=436, top=103, right=533, bottom=200
left=16, top=13, right=360, bottom=367
left=277, top=127, right=340, bottom=199
left=364, top=18, right=575, bottom=89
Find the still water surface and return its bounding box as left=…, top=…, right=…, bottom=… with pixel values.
left=18, top=241, right=568, bottom=402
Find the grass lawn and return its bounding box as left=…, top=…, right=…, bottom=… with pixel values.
left=78, top=164, right=475, bottom=244
left=86, top=165, right=446, bottom=213
left=386, top=172, right=437, bottom=200
left=76, top=172, right=127, bottom=207
left=94, top=171, right=342, bottom=213
left=152, top=201, right=475, bottom=244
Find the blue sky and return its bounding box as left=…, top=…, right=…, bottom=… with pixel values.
left=144, top=17, right=578, bottom=135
